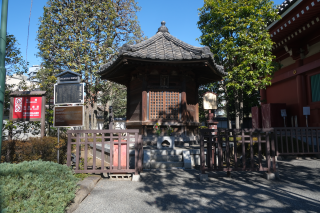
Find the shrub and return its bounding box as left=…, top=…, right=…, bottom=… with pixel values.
left=0, top=160, right=79, bottom=213
left=1, top=137, right=67, bottom=164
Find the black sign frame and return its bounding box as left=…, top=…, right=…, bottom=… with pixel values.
left=56, top=70, right=81, bottom=84
left=54, top=83, right=84, bottom=105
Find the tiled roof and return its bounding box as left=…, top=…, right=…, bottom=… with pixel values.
left=278, top=0, right=299, bottom=15
left=99, top=21, right=226, bottom=76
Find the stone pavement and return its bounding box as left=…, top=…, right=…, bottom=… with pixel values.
left=74, top=159, right=320, bottom=213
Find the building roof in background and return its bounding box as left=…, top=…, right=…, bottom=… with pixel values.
left=267, top=0, right=302, bottom=29
left=278, top=0, right=300, bottom=15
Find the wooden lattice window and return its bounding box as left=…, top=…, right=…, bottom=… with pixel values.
left=149, top=91, right=180, bottom=119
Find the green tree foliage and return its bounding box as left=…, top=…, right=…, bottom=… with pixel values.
left=99, top=81, right=126, bottom=117
left=37, top=0, right=145, bottom=129
left=5, top=34, right=28, bottom=76
left=198, top=0, right=280, bottom=128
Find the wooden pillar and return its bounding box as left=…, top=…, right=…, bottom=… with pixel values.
left=195, top=81, right=199, bottom=122
left=181, top=75, right=187, bottom=122
left=296, top=74, right=307, bottom=127
left=260, top=89, right=267, bottom=105
left=8, top=96, right=13, bottom=140
left=126, top=81, right=130, bottom=122
left=141, top=75, right=147, bottom=121
left=295, top=59, right=306, bottom=127
left=41, top=95, right=46, bottom=137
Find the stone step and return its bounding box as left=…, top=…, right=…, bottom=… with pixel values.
left=175, top=141, right=198, bottom=146
left=175, top=142, right=190, bottom=147
left=109, top=173, right=132, bottom=181
left=150, top=161, right=184, bottom=169
left=151, top=155, right=183, bottom=162
left=149, top=149, right=184, bottom=156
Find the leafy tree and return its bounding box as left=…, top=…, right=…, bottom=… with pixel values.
left=37, top=0, right=145, bottom=130
left=198, top=0, right=280, bottom=128
left=5, top=34, right=28, bottom=76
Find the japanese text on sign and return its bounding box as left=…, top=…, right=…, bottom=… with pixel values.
left=13, top=97, right=42, bottom=119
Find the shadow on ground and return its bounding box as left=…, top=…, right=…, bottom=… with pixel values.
left=74, top=159, right=320, bottom=213
left=136, top=159, right=320, bottom=212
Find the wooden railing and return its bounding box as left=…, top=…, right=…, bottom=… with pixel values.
left=274, top=127, right=320, bottom=155
left=200, top=127, right=320, bottom=174
left=66, top=129, right=143, bottom=175
left=200, top=128, right=276, bottom=174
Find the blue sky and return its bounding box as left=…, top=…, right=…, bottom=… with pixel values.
left=2, top=0, right=283, bottom=73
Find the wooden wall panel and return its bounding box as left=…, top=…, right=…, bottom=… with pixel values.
left=128, top=79, right=142, bottom=121
left=186, top=79, right=196, bottom=104
left=186, top=104, right=199, bottom=122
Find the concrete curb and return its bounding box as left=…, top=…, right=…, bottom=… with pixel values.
left=65, top=175, right=101, bottom=213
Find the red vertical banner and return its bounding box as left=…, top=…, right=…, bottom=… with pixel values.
left=13, top=96, right=42, bottom=119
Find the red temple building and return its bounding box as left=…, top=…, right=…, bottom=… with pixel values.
left=261, top=0, right=320, bottom=127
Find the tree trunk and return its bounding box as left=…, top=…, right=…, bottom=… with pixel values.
left=235, top=89, right=240, bottom=129
left=85, top=105, right=90, bottom=130
left=93, top=101, right=97, bottom=130
left=104, top=104, right=108, bottom=130
left=223, top=83, right=232, bottom=130
left=239, top=90, right=243, bottom=129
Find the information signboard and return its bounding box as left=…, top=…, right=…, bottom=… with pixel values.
left=54, top=83, right=84, bottom=105
left=56, top=70, right=81, bottom=84
left=9, top=91, right=46, bottom=137
left=203, top=92, right=217, bottom=109
left=54, top=106, right=84, bottom=127
left=281, top=109, right=287, bottom=117
left=12, top=96, right=42, bottom=119
left=303, top=107, right=310, bottom=115
left=59, top=72, right=79, bottom=83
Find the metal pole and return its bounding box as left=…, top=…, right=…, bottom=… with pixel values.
left=306, top=115, right=308, bottom=127
left=0, top=0, right=9, bottom=158
left=57, top=127, right=60, bottom=163
left=283, top=117, right=286, bottom=127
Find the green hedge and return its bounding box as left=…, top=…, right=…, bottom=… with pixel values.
left=0, top=160, right=79, bottom=213
left=1, top=137, right=67, bottom=164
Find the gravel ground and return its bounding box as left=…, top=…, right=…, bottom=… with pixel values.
left=74, top=159, right=320, bottom=213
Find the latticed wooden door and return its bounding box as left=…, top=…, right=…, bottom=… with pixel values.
left=149, top=91, right=180, bottom=119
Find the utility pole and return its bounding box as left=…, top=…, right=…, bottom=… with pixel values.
left=0, top=0, right=9, bottom=158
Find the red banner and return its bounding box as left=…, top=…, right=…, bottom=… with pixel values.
left=13, top=96, right=42, bottom=119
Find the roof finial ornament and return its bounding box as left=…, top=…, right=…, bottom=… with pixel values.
left=157, top=21, right=169, bottom=33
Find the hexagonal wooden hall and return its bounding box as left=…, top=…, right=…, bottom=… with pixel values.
left=99, top=21, right=226, bottom=140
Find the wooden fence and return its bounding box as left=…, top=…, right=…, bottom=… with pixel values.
left=200, top=128, right=276, bottom=174
left=200, top=127, right=320, bottom=174
left=274, top=127, right=320, bottom=155
left=66, top=129, right=143, bottom=175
